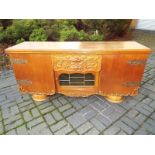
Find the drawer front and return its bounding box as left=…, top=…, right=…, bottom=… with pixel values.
left=53, top=54, right=102, bottom=72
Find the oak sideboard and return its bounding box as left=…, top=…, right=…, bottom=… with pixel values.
left=5, top=41, right=152, bottom=103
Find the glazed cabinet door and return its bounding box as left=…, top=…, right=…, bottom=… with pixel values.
left=9, top=53, right=55, bottom=95
left=100, top=54, right=149, bottom=96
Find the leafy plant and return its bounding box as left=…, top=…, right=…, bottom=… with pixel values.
left=0, top=19, right=12, bottom=29
left=29, top=28, right=48, bottom=41
left=89, top=33, right=104, bottom=41
left=5, top=19, right=38, bottom=43
left=45, top=24, right=60, bottom=41
left=0, top=19, right=132, bottom=43
left=60, top=26, right=88, bottom=41
left=16, top=38, right=25, bottom=44
left=0, top=27, right=5, bottom=43
left=81, top=19, right=131, bottom=40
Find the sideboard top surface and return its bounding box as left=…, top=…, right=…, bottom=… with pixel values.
left=6, top=41, right=151, bottom=54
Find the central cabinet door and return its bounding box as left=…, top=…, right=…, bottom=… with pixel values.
left=53, top=54, right=102, bottom=96
left=9, top=53, right=55, bottom=95
left=99, top=54, right=148, bottom=96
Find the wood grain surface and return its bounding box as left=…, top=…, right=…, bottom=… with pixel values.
left=6, top=41, right=152, bottom=98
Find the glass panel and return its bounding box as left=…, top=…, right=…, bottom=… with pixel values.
left=60, top=81, right=69, bottom=86
left=59, top=73, right=95, bottom=86
left=85, top=81, right=94, bottom=85
left=85, top=73, right=95, bottom=80
left=70, top=78, right=84, bottom=82
left=70, top=82, right=84, bottom=86
left=70, top=73, right=83, bottom=78
left=59, top=74, right=69, bottom=80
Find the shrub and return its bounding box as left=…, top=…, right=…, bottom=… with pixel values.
left=60, top=24, right=104, bottom=41
left=89, top=33, right=104, bottom=41
left=35, top=19, right=56, bottom=28
left=0, top=27, right=5, bottom=43
left=60, top=27, right=89, bottom=41
left=46, top=24, right=60, bottom=41
left=16, top=38, right=25, bottom=44
left=99, top=19, right=132, bottom=40
left=0, top=20, right=12, bottom=29
left=0, top=19, right=132, bottom=43
left=81, top=19, right=132, bottom=40
left=29, top=28, right=48, bottom=41
left=5, top=19, right=38, bottom=43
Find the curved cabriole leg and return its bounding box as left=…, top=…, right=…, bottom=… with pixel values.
left=32, top=94, right=48, bottom=102
left=105, top=95, right=124, bottom=103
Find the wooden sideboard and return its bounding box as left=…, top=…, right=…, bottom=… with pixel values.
left=5, top=41, right=152, bottom=103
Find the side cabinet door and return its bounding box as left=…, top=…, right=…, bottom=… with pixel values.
left=9, top=53, right=55, bottom=95
left=100, top=54, right=149, bottom=96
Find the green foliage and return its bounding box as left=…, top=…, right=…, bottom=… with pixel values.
left=81, top=19, right=131, bottom=39
left=107, top=20, right=130, bottom=38
left=60, top=25, right=104, bottom=41
left=0, top=19, right=132, bottom=44
left=5, top=19, right=38, bottom=43
left=35, top=19, right=56, bottom=28
left=29, top=28, right=48, bottom=41
left=60, top=26, right=88, bottom=41
left=45, top=24, right=60, bottom=41
left=0, top=19, right=12, bottom=29
left=16, top=38, right=25, bottom=44
left=89, top=33, right=104, bottom=41
left=0, top=27, right=5, bottom=43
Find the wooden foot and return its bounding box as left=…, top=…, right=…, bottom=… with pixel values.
left=105, top=95, right=124, bottom=103
left=32, top=94, right=48, bottom=102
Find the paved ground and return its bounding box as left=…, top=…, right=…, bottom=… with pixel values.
left=0, top=30, right=155, bottom=135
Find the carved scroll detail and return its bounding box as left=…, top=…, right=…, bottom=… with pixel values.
left=19, top=85, right=55, bottom=95
left=54, top=55, right=102, bottom=72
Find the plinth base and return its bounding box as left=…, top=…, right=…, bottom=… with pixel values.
left=32, top=94, right=48, bottom=102
left=105, top=95, right=124, bottom=103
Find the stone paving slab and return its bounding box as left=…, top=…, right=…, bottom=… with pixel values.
left=0, top=30, right=155, bottom=135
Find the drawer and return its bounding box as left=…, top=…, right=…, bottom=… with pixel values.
left=53, top=55, right=102, bottom=72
